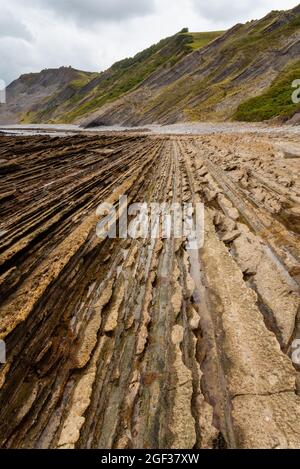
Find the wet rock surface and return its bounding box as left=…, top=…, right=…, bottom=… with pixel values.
left=0, top=131, right=299, bottom=448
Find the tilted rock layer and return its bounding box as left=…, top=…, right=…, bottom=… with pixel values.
left=0, top=130, right=299, bottom=448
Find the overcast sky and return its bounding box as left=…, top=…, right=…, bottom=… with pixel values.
left=0, top=0, right=299, bottom=84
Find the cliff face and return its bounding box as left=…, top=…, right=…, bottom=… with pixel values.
left=0, top=67, right=98, bottom=124
left=82, top=5, right=300, bottom=126
left=22, top=30, right=223, bottom=124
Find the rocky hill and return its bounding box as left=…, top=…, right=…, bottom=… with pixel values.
left=0, top=67, right=98, bottom=124
left=82, top=4, right=300, bottom=126
left=0, top=4, right=300, bottom=126
left=17, top=30, right=223, bottom=125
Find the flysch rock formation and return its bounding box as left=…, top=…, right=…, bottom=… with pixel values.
left=0, top=130, right=299, bottom=448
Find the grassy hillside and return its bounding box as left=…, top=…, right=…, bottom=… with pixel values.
left=78, top=4, right=300, bottom=126
left=183, top=31, right=224, bottom=50
left=58, top=30, right=224, bottom=123
left=21, top=29, right=224, bottom=124
left=234, top=60, right=300, bottom=121
left=134, top=8, right=300, bottom=123
left=61, top=32, right=193, bottom=122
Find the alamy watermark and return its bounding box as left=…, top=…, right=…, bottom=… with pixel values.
left=291, top=340, right=300, bottom=366
left=292, top=79, right=300, bottom=104
left=0, top=340, right=6, bottom=364
left=96, top=196, right=204, bottom=250
left=0, top=79, right=6, bottom=104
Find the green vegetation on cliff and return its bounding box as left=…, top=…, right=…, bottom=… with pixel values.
left=234, top=60, right=300, bottom=121
left=60, top=30, right=224, bottom=122
left=183, top=31, right=224, bottom=50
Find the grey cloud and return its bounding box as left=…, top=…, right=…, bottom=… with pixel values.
left=0, top=9, right=32, bottom=41
left=191, top=0, right=259, bottom=22
left=1, top=0, right=298, bottom=86
left=32, top=0, right=155, bottom=25
left=0, top=37, right=33, bottom=84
